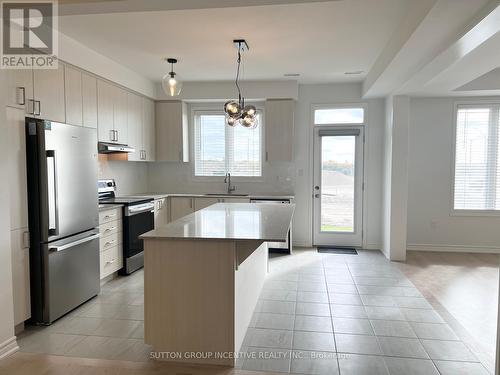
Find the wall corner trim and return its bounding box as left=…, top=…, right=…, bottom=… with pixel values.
left=0, top=336, right=19, bottom=359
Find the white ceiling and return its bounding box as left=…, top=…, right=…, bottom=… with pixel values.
left=58, top=0, right=411, bottom=84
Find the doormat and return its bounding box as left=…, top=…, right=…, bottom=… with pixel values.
left=317, top=246, right=358, bottom=255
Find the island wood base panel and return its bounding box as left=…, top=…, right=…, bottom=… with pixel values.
left=144, top=239, right=268, bottom=366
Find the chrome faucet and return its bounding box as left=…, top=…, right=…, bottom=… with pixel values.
left=224, top=173, right=236, bottom=194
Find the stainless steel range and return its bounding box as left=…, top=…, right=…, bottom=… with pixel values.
left=98, top=179, right=154, bottom=275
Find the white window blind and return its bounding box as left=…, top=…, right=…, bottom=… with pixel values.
left=194, top=112, right=262, bottom=177
left=454, top=104, right=500, bottom=211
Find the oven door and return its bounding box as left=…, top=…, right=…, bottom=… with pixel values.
left=124, top=204, right=154, bottom=258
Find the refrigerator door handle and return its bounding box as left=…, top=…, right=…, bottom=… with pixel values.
left=49, top=233, right=100, bottom=252
left=46, top=150, right=59, bottom=236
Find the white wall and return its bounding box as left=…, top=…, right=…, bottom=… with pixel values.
left=382, top=97, right=393, bottom=258
left=0, top=72, right=18, bottom=358
left=147, top=102, right=295, bottom=196
left=381, top=96, right=410, bottom=261
left=98, top=159, right=149, bottom=196
left=103, top=81, right=385, bottom=247
left=294, top=83, right=385, bottom=247
left=156, top=80, right=299, bottom=101
left=407, top=97, right=500, bottom=252
left=59, top=32, right=156, bottom=98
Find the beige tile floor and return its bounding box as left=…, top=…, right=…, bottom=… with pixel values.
left=14, top=248, right=496, bottom=375
left=237, top=249, right=492, bottom=374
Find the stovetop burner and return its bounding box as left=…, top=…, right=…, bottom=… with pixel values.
left=98, top=179, right=153, bottom=206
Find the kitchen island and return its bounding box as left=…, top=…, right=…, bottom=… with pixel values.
left=140, top=202, right=294, bottom=366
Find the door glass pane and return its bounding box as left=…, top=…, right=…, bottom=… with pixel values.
left=315, top=108, right=364, bottom=124
left=321, top=135, right=356, bottom=232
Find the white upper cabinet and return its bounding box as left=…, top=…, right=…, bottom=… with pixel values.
left=142, top=97, right=156, bottom=161
left=265, top=99, right=295, bottom=162
left=97, top=80, right=116, bottom=142
left=97, top=80, right=115, bottom=142
left=113, top=86, right=128, bottom=144
left=155, top=101, right=189, bottom=162
left=64, top=65, right=83, bottom=126
left=5, top=69, right=33, bottom=112
left=98, top=80, right=129, bottom=144
left=32, top=63, right=66, bottom=123
left=127, top=92, right=143, bottom=161
left=82, top=72, right=98, bottom=129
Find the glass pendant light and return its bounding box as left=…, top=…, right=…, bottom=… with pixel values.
left=162, top=58, right=183, bottom=97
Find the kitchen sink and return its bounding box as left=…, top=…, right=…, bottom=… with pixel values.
left=204, top=193, right=249, bottom=197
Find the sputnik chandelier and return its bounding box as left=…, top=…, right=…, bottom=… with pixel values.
left=223, top=39, right=257, bottom=128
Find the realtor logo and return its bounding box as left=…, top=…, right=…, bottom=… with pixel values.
left=1, top=1, right=58, bottom=69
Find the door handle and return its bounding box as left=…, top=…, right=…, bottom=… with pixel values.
left=46, top=150, right=59, bottom=236
left=50, top=233, right=100, bottom=252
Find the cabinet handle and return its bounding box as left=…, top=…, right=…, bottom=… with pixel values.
left=104, top=239, right=116, bottom=247
left=144, top=150, right=147, bottom=160
left=265, top=151, right=269, bottom=161
left=35, top=100, right=41, bottom=116
left=104, top=213, right=116, bottom=219
left=109, top=130, right=114, bottom=141
left=28, top=99, right=35, bottom=115
left=190, top=198, right=193, bottom=209
left=106, top=259, right=116, bottom=265
left=115, top=130, right=119, bottom=142
left=16, top=87, right=25, bottom=105
left=104, top=227, right=116, bottom=233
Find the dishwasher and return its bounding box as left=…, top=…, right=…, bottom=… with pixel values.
left=250, top=198, right=293, bottom=254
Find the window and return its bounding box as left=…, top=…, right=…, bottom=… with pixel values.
left=194, top=112, right=262, bottom=177
left=314, top=107, right=364, bottom=125
left=453, top=104, right=500, bottom=211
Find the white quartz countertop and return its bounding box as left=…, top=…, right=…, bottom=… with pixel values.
left=127, top=192, right=295, bottom=200
left=141, top=203, right=295, bottom=241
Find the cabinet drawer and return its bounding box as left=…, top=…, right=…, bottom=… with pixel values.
left=100, top=245, right=123, bottom=279
left=99, top=208, right=122, bottom=224
left=99, top=231, right=122, bottom=252
left=99, top=220, right=121, bottom=237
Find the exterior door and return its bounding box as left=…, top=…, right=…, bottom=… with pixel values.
left=313, top=127, right=364, bottom=247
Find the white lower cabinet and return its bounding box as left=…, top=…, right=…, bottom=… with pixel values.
left=154, top=198, right=168, bottom=228
left=99, top=207, right=123, bottom=280
left=169, top=197, right=194, bottom=222
left=170, top=196, right=251, bottom=222
left=11, top=228, right=30, bottom=325
left=194, top=197, right=219, bottom=211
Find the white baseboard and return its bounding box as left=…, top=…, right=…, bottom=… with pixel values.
left=364, top=243, right=381, bottom=250
left=407, top=243, right=500, bottom=254
left=0, top=336, right=18, bottom=359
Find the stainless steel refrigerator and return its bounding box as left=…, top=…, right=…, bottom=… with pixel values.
left=25, top=117, right=100, bottom=324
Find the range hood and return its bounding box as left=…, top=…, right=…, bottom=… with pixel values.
left=98, top=142, right=135, bottom=154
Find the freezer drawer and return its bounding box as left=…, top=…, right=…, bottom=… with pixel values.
left=46, top=230, right=100, bottom=323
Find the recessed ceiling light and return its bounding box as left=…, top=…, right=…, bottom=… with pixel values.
left=344, top=71, right=364, bottom=75
left=284, top=73, right=300, bottom=77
